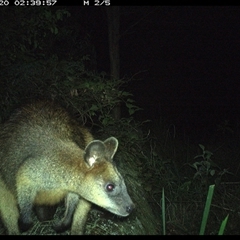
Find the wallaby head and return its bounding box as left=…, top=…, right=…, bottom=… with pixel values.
left=81, top=137, right=134, bottom=217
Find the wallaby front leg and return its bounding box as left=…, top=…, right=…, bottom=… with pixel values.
left=16, top=172, right=36, bottom=232
left=53, top=192, right=80, bottom=233
left=70, top=199, right=91, bottom=235
left=18, top=198, right=34, bottom=232
left=0, top=179, right=20, bottom=235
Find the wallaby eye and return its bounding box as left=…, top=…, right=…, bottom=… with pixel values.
left=106, top=183, right=115, bottom=192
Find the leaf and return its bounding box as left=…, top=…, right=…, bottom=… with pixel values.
left=218, top=214, right=229, bottom=235
left=210, top=169, right=215, bottom=176
left=199, top=185, right=215, bottom=235
left=129, top=108, right=136, bottom=115
left=199, top=144, right=205, bottom=151
left=193, top=162, right=202, bottom=168
left=193, top=172, right=201, bottom=179
left=121, top=91, right=132, bottom=97
left=126, top=98, right=135, bottom=103
left=194, top=154, right=203, bottom=159
left=89, top=104, right=98, bottom=111
left=44, top=9, right=51, bottom=19
left=179, top=181, right=191, bottom=191
left=204, top=150, right=213, bottom=158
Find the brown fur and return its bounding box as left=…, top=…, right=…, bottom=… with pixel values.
left=0, top=100, right=134, bottom=234
left=0, top=176, right=19, bottom=234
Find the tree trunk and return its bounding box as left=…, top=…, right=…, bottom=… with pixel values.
left=106, top=7, right=121, bottom=120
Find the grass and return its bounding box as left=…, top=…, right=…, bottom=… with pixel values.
left=141, top=116, right=240, bottom=235
left=161, top=185, right=229, bottom=235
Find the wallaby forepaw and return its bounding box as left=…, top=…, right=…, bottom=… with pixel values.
left=52, top=221, right=70, bottom=233
left=18, top=219, right=33, bottom=232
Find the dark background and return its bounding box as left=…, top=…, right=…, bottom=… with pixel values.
left=89, top=6, right=240, bottom=135
left=1, top=5, right=239, bottom=144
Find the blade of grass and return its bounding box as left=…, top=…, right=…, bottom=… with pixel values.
left=162, top=187, right=166, bottom=235
left=218, top=214, right=229, bottom=235
left=199, top=184, right=215, bottom=235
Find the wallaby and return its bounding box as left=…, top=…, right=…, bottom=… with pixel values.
left=0, top=100, right=134, bottom=235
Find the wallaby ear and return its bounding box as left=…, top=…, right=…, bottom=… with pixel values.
left=84, top=137, right=119, bottom=167
left=103, top=137, right=118, bottom=160
left=84, top=140, right=105, bottom=167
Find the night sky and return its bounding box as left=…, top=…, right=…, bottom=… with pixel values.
left=89, top=6, right=240, bottom=134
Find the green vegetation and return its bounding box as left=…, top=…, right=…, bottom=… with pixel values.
left=161, top=185, right=228, bottom=235
left=143, top=117, right=240, bottom=234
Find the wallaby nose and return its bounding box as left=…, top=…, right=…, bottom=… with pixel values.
left=126, top=203, right=135, bottom=214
